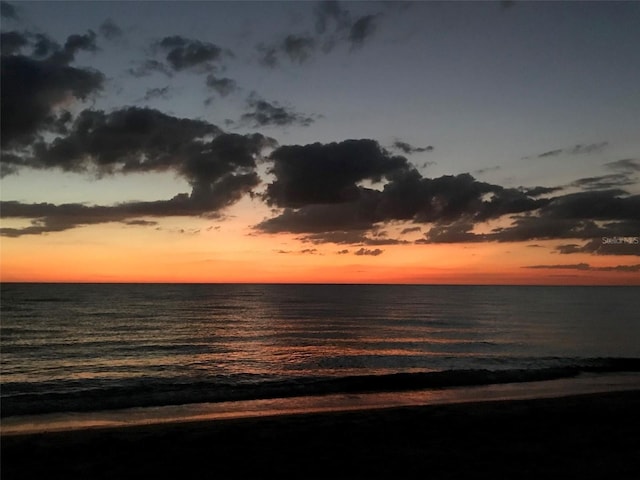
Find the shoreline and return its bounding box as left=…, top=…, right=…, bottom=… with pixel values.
left=2, top=390, right=639, bottom=479
left=3, top=371, right=639, bottom=436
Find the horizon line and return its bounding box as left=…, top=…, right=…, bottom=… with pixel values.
left=2, top=281, right=638, bottom=287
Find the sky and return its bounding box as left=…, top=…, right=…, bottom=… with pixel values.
left=1, top=0, right=639, bottom=284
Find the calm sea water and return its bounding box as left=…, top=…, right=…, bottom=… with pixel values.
left=1, top=283, right=639, bottom=417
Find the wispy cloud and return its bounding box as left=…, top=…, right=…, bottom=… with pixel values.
left=523, top=263, right=640, bottom=272
left=154, top=35, right=227, bottom=72
left=257, top=1, right=384, bottom=68
left=99, top=18, right=123, bottom=41
left=1, top=1, right=19, bottom=20
left=141, top=86, right=172, bottom=102
left=205, top=75, right=238, bottom=97
left=524, top=141, right=609, bottom=159
left=604, top=158, right=640, bottom=173
left=239, top=93, right=317, bottom=128
left=391, top=140, right=434, bottom=155
left=570, top=174, right=636, bottom=191
left=354, top=247, right=383, bottom=256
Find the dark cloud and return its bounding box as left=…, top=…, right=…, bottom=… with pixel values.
left=256, top=43, right=279, bottom=68
left=31, top=33, right=59, bottom=58
left=300, top=230, right=408, bottom=246
left=258, top=202, right=377, bottom=235
left=556, top=232, right=640, bottom=256
left=124, top=219, right=158, bottom=227
left=284, top=34, right=316, bottom=63
left=1, top=31, right=28, bottom=55
left=537, top=149, right=563, bottom=158
left=258, top=2, right=382, bottom=69
left=256, top=35, right=320, bottom=67
left=0, top=190, right=225, bottom=237
left=568, top=142, right=609, bottom=155
left=337, top=249, right=350, bottom=254
left=604, top=158, right=640, bottom=173
left=155, top=35, right=226, bottom=72
left=570, top=174, right=636, bottom=191
left=588, top=238, right=640, bottom=256
left=523, top=263, right=640, bottom=272
left=0, top=171, right=262, bottom=237
left=420, top=190, right=640, bottom=246
left=473, top=165, right=501, bottom=175
left=520, top=186, right=564, bottom=197
left=206, top=75, right=238, bottom=97
left=276, top=248, right=319, bottom=255
left=349, top=15, right=378, bottom=49
left=354, top=247, right=383, bottom=256
left=45, top=30, right=99, bottom=65
left=525, top=263, right=590, bottom=270
left=257, top=139, right=557, bottom=244
left=64, top=31, right=98, bottom=56
left=99, top=19, right=123, bottom=41
left=0, top=152, right=27, bottom=177
left=263, top=139, right=409, bottom=208
left=419, top=221, right=480, bottom=244
left=537, top=190, right=640, bottom=221
left=391, top=140, right=433, bottom=155
left=188, top=171, right=262, bottom=212
left=128, top=59, right=173, bottom=78
left=142, top=86, right=172, bottom=102
left=256, top=136, right=639, bottom=251
left=182, top=131, right=276, bottom=183
left=0, top=53, right=104, bottom=152
left=555, top=243, right=583, bottom=254
left=1, top=1, right=18, bottom=19
left=602, top=263, right=640, bottom=272
left=240, top=94, right=316, bottom=128
left=258, top=202, right=410, bottom=245
left=0, top=198, right=184, bottom=237
left=0, top=28, right=103, bottom=153
left=383, top=171, right=550, bottom=224
left=524, top=263, right=590, bottom=271
left=1, top=106, right=277, bottom=235
left=13, top=106, right=219, bottom=174
left=401, top=226, right=421, bottom=235
left=487, top=217, right=607, bottom=243
left=256, top=34, right=317, bottom=68
left=420, top=160, right=437, bottom=170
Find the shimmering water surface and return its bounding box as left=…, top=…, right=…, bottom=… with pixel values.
left=1, top=283, right=638, bottom=417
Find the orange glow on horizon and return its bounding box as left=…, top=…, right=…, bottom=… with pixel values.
left=1, top=221, right=638, bottom=285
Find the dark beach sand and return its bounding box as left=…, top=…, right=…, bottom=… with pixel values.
left=2, top=390, right=639, bottom=480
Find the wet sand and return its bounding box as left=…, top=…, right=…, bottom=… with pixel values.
left=2, top=390, right=639, bottom=479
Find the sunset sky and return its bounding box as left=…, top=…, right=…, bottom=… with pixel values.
left=1, top=0, right=639, bottom=284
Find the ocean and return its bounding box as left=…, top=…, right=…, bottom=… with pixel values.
left=1, top=283, right=639, bottom=421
